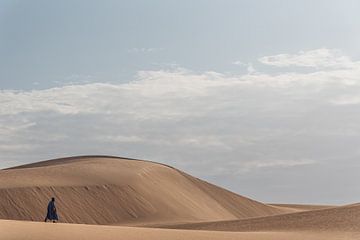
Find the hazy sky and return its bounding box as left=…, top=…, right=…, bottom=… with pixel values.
left=1, top=0, right=360, bottom=204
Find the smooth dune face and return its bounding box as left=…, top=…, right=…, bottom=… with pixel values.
left=0, top=156, right=288, bottom=225
left=1, top=220, right=358, bottom=240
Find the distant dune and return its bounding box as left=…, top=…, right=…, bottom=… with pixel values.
left=162, top=203, right=360, bottom=232
left=1, top=155, right=359, bottom=240
left=0, top=156, right=288, bottom=225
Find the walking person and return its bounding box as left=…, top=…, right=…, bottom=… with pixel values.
left=44, top=197, right=58, bottom=223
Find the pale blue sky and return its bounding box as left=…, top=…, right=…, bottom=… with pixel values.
left=1, top=0, right=360, bottom=89
left=1, top=1, right=360, bottom=204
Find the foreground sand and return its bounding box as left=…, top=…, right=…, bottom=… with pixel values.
left=1, top=220, right=359, bottom=240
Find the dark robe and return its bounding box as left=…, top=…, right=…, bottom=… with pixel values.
left=45, top=201, right=58, bottom=221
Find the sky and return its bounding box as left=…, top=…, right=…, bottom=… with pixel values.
left=1, top=0, right=360, bottom=204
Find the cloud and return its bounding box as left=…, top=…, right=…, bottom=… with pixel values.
left=95, top=135, right=144, bottom=143
left=232, top=60, right=247, bottom=66
left=3, top=53, right=359, bottom=118
left=128, top=47, right=163, bottom=53
left=259, top=48, right=355, bottom=69
left=1, top=49, right=360, bottom=205
left=247, top=64, right=255, bottom=74
left=244, top=159, right=316, bottom=169
left=330, top=95, right=360, bottom=105
left=232, top=61, right=256, bottom=74
left=205, top=159, right=317, bottom=175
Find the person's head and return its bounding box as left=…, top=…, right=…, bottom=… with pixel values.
left=51, top=197, right=55, bottom=202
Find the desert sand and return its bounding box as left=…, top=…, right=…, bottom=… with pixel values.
left=2, top=219, right=359, bottom=240
left=1, top=156, right=359, bottom=240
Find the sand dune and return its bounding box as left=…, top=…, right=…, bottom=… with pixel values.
left=1, top=155, right=359, bottom=240
left=0, top=156, right=288, bottom=225
left=165, top=203, right=360, bottom=232
left=1, top=220, right=358, bottom=240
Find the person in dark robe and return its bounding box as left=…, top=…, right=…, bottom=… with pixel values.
left=44, top=197, right=58, bottom=223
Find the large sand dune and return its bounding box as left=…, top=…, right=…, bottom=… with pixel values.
left=0, top=156, right=287, bottom=225
left=1, top=156, right=359, bottom=240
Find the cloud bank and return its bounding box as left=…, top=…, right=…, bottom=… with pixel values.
left=1, top=48, right=360, bottom=204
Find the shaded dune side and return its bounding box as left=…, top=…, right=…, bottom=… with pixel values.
left=179, top=171, right=288, bottom=218
left=0, top=185, right=158, bottom=224
left=0, top=156, right=290, bottom=225
left=164, top=204, right=360, bottom=232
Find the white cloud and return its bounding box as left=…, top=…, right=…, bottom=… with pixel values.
left=1, top=48, right=360, bottom=178
left=330, top=95, right=360, bottom=105
left=232, top=60, right=247, bottom=66
left=177, top=136, right=232, bottom=150
left=245, top=159, right=316, bottom=169
left=259, top=48, right=356, bottom=69
left=128, top=47, right=163, bottom=53
left=95, top=135, right=144, bottom=143
left=2, top=53, right=359, bottom=117
left=232, top=61, right=256, bottom=74
left=0, top=143, right=36, bottom=151
left=247, top=63, right=256, bottom=74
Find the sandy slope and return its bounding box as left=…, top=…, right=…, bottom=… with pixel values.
left=1, top=220, right=358, bottom=240
left=0, top=156, right=288, bottom=225
left=165, top=203, right=360, bottom=232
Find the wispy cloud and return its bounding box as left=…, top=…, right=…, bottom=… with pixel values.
left=128, top=47, right=163, bottom=53
left=232, top=61, right=256, bottom=74
left=245, top=159, right=316, bottom=169
left=232, top=60, right=247, bottom=66
left=259, top=48, right=355, bottom=69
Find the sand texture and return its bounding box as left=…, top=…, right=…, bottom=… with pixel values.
left=1, top=220, right=359, bottom=240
